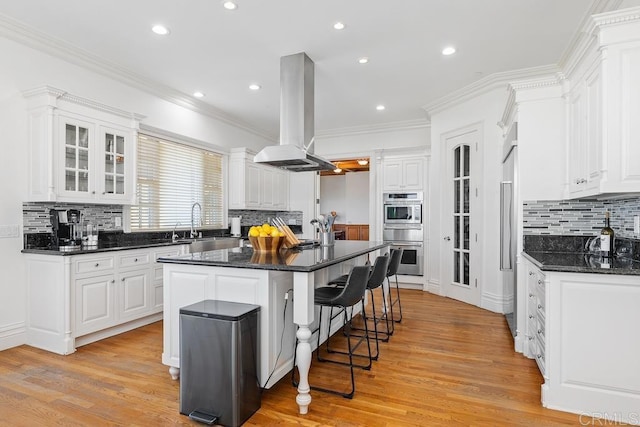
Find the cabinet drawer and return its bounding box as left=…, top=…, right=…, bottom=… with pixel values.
left=119, top=252, right=150, bottom=268
left=75, top=256, right=115, bottom=274
left=154, top=248, right=182, bottom=261
left=534, top=336, right=546, bottom=375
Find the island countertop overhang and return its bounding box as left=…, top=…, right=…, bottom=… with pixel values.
left=157, top=240, right=390, bottom=273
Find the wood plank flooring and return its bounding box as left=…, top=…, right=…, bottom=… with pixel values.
left=0, top=290, right=583, bottom=426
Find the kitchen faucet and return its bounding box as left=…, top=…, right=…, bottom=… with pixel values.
left=190, top=202, right=202, bottom=239
left=172, top=222, right=182, bottom=242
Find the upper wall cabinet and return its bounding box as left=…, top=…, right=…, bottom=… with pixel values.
left=565, top=8, right=640, bottom=198
left=229, top=148, right=289, bottom=211
left=382, top=157, right=424, bottom=192
left=23, top=86, right=143, bottom=204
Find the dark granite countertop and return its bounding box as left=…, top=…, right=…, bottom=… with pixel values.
left=21, top=239, right=185, bottom=255
left=522, top=251, right=640, bottom=275
left=158, top=241, right=390, bottom=273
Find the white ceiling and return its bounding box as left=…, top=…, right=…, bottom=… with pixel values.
left=1, top=1, right=638, bottom=139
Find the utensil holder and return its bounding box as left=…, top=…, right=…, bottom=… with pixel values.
left=320, top=231, right=335, bottom=247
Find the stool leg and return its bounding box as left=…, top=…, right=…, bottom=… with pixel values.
left=392, top=273, right=403, bottom=323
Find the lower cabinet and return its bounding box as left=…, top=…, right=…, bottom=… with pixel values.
left=333, top=224, right=369, bottom=241
left=25, top=245, right=182, bottom=355
left=520, top=255, right=640, bottom=424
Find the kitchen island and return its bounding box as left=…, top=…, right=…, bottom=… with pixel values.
left=158, top=240, right=389, bottom=415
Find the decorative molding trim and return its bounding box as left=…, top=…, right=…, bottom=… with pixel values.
left=23, top=85, right=145, bottom=121
left=316, top=118, right=430, bottom=139
left=422, top=64, right=560, bottom=117
left=591, top=5, right=640, bottom=29
left=0, top=12, right=274, bottom=141
left=139, top=124, right=230, bottom=155
left=0, top=322, right=26, bottom=351
left=480, top=291, right=509, bottom=314
left=499, top=73, right=564, bottom=130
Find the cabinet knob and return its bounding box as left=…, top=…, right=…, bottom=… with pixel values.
left=529, top=293, right=535, bottom=298
left=95, top=263, right=99, bottom=267
left=121, top=278, right=125, bottom=282
left=529, top=315, right=534, bottom=319
left=528, top=336, right=534, bottom=341
left=537, top=354, right=543, bottom=359
left=529, top=271, right=534, bottom=276
left=538, top=304, right=543, bottom=310
left=134, top=258, right=138, bottom=262
left=443, top=236, right=451, bottom=241
left=537, top=279, right=543, bottom=285
left=111, top=279, right=115, bottom=283
left=537, top=329, right=543, bottom=335
left=92, top=191, right=96, bottom=194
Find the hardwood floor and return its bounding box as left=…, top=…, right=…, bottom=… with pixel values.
left=0, top=290, right=582, bottom=426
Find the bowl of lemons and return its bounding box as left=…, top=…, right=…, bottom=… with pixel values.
left=248, top=223, right=286, bottom=252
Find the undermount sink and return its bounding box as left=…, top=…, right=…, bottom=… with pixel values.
left=177, top=237, right=240, bottom=253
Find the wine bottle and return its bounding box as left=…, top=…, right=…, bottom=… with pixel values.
left=600, top=211, right=615, bottom=258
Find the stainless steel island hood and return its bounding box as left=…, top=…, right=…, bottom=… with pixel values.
left=254, top=52, right=335, bottom=172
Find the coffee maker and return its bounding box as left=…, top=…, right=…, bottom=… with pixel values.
left=50, top=209, right=82, bottom=249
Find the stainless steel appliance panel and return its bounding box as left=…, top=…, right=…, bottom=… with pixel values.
left=387, top=241, right=424, bottom=276
left=383, top=225, right=423, bottom=243
left=383, top=192, right=423, bottom=225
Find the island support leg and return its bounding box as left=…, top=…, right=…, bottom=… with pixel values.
left=293, top=271, right=315, bottom=415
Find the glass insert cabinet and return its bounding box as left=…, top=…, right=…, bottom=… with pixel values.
left=58, top=114, right=133, bottom=203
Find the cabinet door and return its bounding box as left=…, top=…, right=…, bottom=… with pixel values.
left=58, top=116, right=95, bottom=201
left=75, top=274, right=116, bottom=336
left=246, top=163, right=262, bottom=208
left=383, top=160, right=402, bottom=191
left=402, top=159, right=423, bottom=190
left=567, top=88, right=587, bottom=195
left=117, top=269, right=151, bottom=322
left=261, top=167, right=275, bottom=209
left=97, top=126, right=134, bottom=203
left=359, top=225, right=369, bottom=241
left=273, top=169, right=289, bottom=210
left=346, top=225, right=360, bottom=240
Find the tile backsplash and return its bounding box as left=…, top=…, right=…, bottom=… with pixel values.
left=523, top=197, right=640, bottom=238
left=23, top=202, right=123, bottom=233
left=228, top=209, right=302, bottom=226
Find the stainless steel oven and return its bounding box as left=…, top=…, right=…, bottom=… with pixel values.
left=383, top=192, right=423, bottom=225
left=383, top=224, right=424, bottom=276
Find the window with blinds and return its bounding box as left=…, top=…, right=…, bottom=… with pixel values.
left=129, top=134, right=224, bottom=231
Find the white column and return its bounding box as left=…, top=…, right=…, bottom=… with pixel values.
left=292, top=271, right=315, bottom=414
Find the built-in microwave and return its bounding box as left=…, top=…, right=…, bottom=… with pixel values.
left=383, top=192, right=423, bottom=225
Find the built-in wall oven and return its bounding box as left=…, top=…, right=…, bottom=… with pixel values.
left=383, top=192, right=424, bottom=276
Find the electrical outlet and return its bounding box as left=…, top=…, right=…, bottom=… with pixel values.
left=115, top=216, right=122, bottom=227
left=288, top=218, right=296, bottom=225
left=634, top=216, right=640, bottom=236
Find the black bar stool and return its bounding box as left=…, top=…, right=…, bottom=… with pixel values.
left=386, top=248, right=404, bottom=325
left=325, top=254, right=391, bottom=359
left=291, top=265, right=371, bottom=399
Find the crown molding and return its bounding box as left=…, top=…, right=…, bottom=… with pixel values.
left=0, top=12, right=275, bottom=142
left=316, top=118, right=430, bottom=139
left=422, top=64, right=560, bottom=118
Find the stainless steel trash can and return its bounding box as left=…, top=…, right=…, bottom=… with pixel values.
left=179, top=300, right=261, bottom=426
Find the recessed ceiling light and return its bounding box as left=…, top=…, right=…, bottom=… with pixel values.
left=222, top=1, right=237, bottom=10
left=376, top=105, right=386, bottom=111
left=333, top=167, right=342, bottom=173
left=333, top=22, right=345, bottom=30
left=442, top=46, right=456, bottom=56
left=151, top=24, right=170, bottom=36
left=193, top=91, right=205, bottom=98
left=357, top=159, right=369, bottom=166
left=358, top=57, right=369, bottom=64
left=249, top=84, right=261, bottom=91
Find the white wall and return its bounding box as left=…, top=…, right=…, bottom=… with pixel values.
left=0, top=38, right=274, bottom=350
left=320, top=172, right=369, bottom=224
left=428, top=87, right=509, bottom=312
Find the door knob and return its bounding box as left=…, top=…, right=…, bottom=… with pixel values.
left=444, top=236, right=451, bottom=241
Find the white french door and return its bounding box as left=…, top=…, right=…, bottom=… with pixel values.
left=442, top=128, right=480, bottom=306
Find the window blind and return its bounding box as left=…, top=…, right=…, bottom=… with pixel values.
left=129, top=134, right=224, bottom=231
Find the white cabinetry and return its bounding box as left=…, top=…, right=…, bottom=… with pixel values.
left=523, top=260, right=547, bottom=376
left=521, top=254, right=640, bottom=424
left=22, top=86, right=143, bottom=204
left=382, top=157, right=423, bottom=191
left=565, top=9, right=640, bottom=198
left=229, top=148, right=289, bottom=210
left=24, top=245, right=179, bottom=355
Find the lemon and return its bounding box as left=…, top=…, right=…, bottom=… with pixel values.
left=262, top=222, right=271, bottom=229
left=270, top=228, right=280, bottom=237
left=249, top=227, right=259, bottom=237
left=259, top=231, right=268, bottom=237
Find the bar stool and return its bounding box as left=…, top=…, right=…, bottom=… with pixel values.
left=325, top=254, right=391, bottom=359
left=386, top=248, right=404, bottom=325
left=291, top=265, right=371, bottom=399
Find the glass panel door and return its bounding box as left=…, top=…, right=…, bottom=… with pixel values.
left=453, top=144, right=471, bottom=287
left=64, top=123, right=90, bottom=193
left=104, top=132, right=126, bottom=195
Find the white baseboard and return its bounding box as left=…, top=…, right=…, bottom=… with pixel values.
left=426, top=279, right=441, bottom=295
left=481, top=291, right=509, bottom=314
left=0, top=322, right=26, bottom=351
left=75, top=313, right=162, bottom=348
